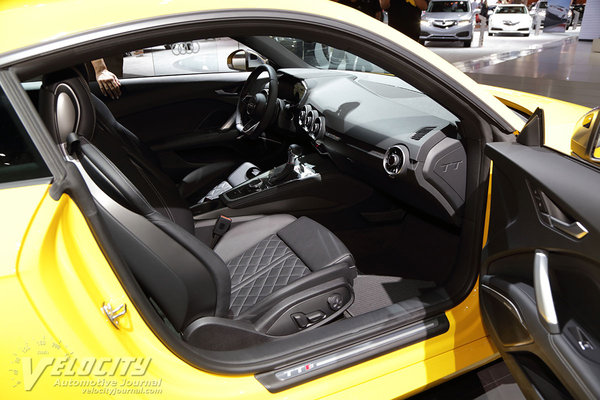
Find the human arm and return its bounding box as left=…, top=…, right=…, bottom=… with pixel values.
left=91, top=58, right=121, bottom=99
left=414, top=0, right=428, bottom=10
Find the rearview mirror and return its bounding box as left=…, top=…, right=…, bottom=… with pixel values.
left=571, top=107, right=600, bottom=165
left=227, top=49, right=266, bottom=71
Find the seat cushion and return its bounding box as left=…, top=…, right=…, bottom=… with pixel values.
left=215, top=215, right=356, bottom=318
left=227, top=234, right=311, bottom=317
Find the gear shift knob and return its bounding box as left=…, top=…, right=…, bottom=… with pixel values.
left=268, top=144, right=303, bottom=186
left=287, top=144, right=303, bottom=164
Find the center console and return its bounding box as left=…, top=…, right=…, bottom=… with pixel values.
left=223, top=145, right=317, bottom=203
left=191, top=146, right=372, bottom=221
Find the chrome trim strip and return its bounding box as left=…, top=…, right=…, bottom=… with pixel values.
left=274, top=319, right=438, bottom=381
left=533, top=250, right=559, bottom=333
left=0, top=177, right=52, bottom=190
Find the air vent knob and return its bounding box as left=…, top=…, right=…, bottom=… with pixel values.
left=383, top=145, right=409, bottom=177
left=386, top=153, right=400, bottom=167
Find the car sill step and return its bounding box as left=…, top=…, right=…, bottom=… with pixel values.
left=255, top=315, right=449, bottom=392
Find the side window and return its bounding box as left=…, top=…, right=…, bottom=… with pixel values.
left=122, top=38, right=254, bottom=78
left=0, top=88, right=50, bottom=184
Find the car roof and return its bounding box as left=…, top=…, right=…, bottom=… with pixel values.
left=0, top=0, right=366, bottom=55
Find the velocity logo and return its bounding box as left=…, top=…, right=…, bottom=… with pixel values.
left=9, top=338, right=156, bottom=392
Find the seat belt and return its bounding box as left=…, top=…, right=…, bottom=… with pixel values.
left=210, top=215, right=232, bottom=248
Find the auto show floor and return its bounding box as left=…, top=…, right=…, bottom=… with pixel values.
left=429, top=29, right=600, bottom=108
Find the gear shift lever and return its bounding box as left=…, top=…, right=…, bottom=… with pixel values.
left=268, top=144, right=303, bottom=185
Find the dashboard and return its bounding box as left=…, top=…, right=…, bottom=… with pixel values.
left=276, top=68, right=467, bottom=225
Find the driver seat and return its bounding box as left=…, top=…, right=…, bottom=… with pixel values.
left=48, top=69, right=260, bottom=205
left=38, top=68, right=357, bottom=338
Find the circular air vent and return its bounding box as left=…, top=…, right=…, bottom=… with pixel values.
left=299, top=105, right=312, bottom=129
left=309, top=116, right=326, bottom=141
left=383, top=145, right=409, bottom=177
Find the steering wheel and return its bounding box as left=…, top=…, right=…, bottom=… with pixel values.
left=236, top=64, right=279, bottom=138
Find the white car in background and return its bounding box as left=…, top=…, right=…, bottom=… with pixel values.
left=489, top=4, right=532, bottom=36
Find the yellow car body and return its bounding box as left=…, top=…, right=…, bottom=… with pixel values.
left=0, top=1, right=592, bottom=399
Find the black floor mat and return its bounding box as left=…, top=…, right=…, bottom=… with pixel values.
left=333, top=213, right=459, bottom=284
left=347, top=275, right=436, bottom=317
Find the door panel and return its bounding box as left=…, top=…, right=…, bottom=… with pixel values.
left=90, top=73, right=283, bottom=180
left=96, top=72, right=248, bottom=142
left=482, top=142, right=600, bottom=399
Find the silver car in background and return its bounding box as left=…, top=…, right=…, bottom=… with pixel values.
left=529, top=0, right=547, bottom=26
left=420, top=0, right=474, bottom=47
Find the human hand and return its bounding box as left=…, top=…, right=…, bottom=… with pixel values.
left=96, top=69, right=121, bottom=99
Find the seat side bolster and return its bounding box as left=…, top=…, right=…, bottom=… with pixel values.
left=151, top=216, right=232, bottom=318
left=78, top=138, right=232, bottom=318
left=277, top=216, right=356, bottom=272
left=97, top=203, right=220, bottom=331
left=79, top=138, right=156, bottom=217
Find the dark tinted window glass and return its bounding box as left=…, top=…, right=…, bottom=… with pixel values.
left=429, top=1, right=469, bottom=12
left=497, top=6, right=527, bottom=14
left=0, top=88, right=50, bottom=184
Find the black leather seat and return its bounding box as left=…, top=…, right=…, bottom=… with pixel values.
left=39, top=68, right=356, bottom=337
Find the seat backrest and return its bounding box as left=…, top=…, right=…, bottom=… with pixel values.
left=39, top=68, right=231, bottom=330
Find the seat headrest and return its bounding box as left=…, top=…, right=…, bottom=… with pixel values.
left=39, top=67, right=96, bottom=145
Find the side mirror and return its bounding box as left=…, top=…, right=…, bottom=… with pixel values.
left=571, top=107, right=600, bottom=165
left=226, top=49, right=266, bottom=71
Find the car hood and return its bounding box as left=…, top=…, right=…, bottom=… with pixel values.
left=484, top=85, right=590, bottom=155
left=423, top=12, right=471, bottom=20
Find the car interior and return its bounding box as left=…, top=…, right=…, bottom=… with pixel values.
left=16, top=26, right=500, bottom=390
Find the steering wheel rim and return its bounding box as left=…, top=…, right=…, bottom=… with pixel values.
left=235, top=64, right=278, bottom=138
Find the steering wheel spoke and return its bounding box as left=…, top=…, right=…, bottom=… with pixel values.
left=243, top=119, right=259, bottom=133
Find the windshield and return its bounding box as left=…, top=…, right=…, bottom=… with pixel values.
left=496, top=6, right=528, bottom=14
left=428, top=1, right=470, bottom=12
left=539, top=1, right=547, bottom=9
left=270, top=37, right=388, bottom=74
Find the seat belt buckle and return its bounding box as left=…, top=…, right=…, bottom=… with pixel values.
left=211, top=215, right=232, bottom=248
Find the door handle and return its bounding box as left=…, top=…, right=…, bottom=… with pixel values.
left=541, top=213, right=588, bottom=240
left=215, top=89, right=239, bottom=97
left=533, top=188, right=588, bottom=240
left=533, top=250, right=560, bottom=334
